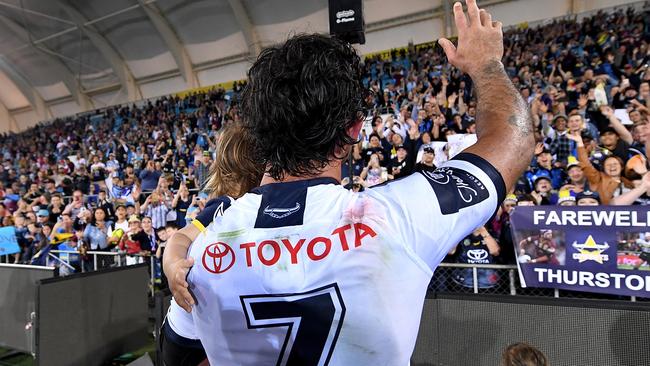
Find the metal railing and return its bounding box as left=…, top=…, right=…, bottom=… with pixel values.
left=7, top=252, right=644, bottom=302
left=432, top=263, right=644, bottom=302
left=60, top=187, right=202, bottom=205
left=50, top=249, right=158, bottom=297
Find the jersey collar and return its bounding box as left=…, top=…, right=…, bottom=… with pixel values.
left=250, top=177, right=340, bottom=195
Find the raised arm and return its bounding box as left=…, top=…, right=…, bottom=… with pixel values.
left=438, top=0, right=534, bottom=190
left=610, top=173, right=650, bottom=206
left=601, top=105, right=633, bottom=145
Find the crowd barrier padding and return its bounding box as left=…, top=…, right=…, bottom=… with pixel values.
left=411, top=293, right=650, bottom=366
left=0, top=264, right=54, bottom=354
left=35, top=264, right=150, bottom=366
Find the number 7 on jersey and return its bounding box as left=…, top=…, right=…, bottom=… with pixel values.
left=240, top=283, right=346, bottom=366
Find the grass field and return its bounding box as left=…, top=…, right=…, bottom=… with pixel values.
left=617, top=264, right=650, bottom=271
left=0, top=337, right=155, bottom=366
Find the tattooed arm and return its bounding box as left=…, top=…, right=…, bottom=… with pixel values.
left=438, top=0, right=534, bottom=190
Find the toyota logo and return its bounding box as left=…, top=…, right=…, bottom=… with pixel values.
left=202, top=242, right=236, bottom=274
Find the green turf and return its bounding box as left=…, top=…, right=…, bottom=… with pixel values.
left=0, top=336, right=155, bottom=366
left=0, top=347, right=33, bottom=366
left=618, top=264, right=650, bottom=271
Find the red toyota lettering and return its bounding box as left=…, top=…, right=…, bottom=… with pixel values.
left=258, top=240, right=281, bottom=266
left=240, top=242, right=256, bottom=267
left=331, top=224, right=352, bottom=251
left=354, top=223, right=377, bottom=247
left=281, top=238, right=305, bottom=264
left=307, top=237, right=332, bottom=261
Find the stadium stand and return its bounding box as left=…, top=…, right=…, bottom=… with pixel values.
left=0, top=5, right=647, bottom=273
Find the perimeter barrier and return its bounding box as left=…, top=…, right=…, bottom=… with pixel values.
left=410, top=264, right=650, bottom=366
left=0, top=264, right=149, bottom=366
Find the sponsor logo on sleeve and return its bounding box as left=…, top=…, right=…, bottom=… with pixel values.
left=420, top=167, right=489, bottom=214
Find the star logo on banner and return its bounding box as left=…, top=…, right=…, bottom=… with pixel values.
left=572, top=235, right=610, bottom=264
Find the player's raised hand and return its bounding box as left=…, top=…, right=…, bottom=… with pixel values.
left=438, top=0, right=504, bottom=77
left=168, top=257, right=196, bottom=312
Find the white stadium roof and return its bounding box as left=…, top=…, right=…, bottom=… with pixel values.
left=0, top=0, right=639, bottom=131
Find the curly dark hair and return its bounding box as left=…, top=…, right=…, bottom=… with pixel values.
left=241, top=34, right=369, bottom=180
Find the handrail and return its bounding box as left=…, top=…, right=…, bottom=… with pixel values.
left=438, top=263, right=517, bottom=269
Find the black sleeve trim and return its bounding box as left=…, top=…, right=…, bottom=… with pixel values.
left=452, top=152, right=507, bottom=205
left=195, top=196, right=232, bottom=228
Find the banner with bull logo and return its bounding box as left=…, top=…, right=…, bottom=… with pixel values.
left=510, top=206, right=650, bottom=297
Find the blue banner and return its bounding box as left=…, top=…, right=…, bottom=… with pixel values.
left=511, top=206, right=650, bottom=297
left=0, top=226, right=20, bottom=255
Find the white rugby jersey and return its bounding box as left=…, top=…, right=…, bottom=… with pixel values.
left=166, top=196, right=233, bottom=341
left=186, top=152, right=505, bottom=365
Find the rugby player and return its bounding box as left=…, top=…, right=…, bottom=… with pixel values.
left=176, top=0, right=534, bottom=364
left=634, top=232, right=650, bottom=270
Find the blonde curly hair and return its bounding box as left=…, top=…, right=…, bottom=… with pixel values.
left=203, top=123, right=264, bottom=199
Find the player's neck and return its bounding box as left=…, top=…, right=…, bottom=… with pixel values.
left=259, top=161, right=342, bottom=186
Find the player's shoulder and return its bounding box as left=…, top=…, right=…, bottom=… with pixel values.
left=192, top=195, right=234, bottom=232
left=367, top=152, right=505, bottom=215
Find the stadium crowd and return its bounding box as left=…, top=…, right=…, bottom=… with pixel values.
left=0, top=6, right=648, bottom=279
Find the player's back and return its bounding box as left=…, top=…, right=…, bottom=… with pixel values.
left=188, top=154, right=504, bottom=365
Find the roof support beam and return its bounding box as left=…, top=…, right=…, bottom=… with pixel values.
left=0, top=14, right=93, bottom=110
left=60, top=1, right=142, bottom=101
left=442, top=0, right=453, bottom=37
left=138, top=0, right=198, bottom=89
left=0, top=100, right=18, bottom=132
left=226, top=0, right=261, bottom=58
left=0, top=57, right=50, bottom=121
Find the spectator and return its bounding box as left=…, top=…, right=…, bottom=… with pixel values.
left=134, top=216, right=158, bottom=256
left=119, top=215, right=144, bottom=265
left=96, top=189, right=115, bottom=221
left=133, top=216, right=161, bottom=279
left=51, top=213, right=74, bottom=241
left=140, top=192, right=170, bottom=229
left=557, top=189, right=577, bottom=206
left=450, top=226, right=501, bottom=289
left=415, top=146, right=436, bottom=172
left=36, top=209, right=50, bottom=226
left=47, top=193, right=65, bottom=223
left=576, top=190, right=601, bottom=206
left=525, top=146, right=565, bottom=191
left=388, top=145, right=413, bottom=180
left=139, top=160, right=162, bottom=192
left=360, top=153, right=386, bottom=187
left=62, top=190, right=89, bottom=219
left=547, top=114, right=573, bottom=164
left=501, top=342, right=549, bottom=366
left=341, top=143, right=366, bottom=180
left=562, top=156, right=588, bottom=194
left=82, top=207, right=113, bottom=268
left=171, top=185, right=192, bottom=228
left=570, top=133, right=633, bottom=204
left=194, top=151, right=212, bottom=189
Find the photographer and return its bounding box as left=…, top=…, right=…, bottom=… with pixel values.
left=140, top=191, right=171, bottom=229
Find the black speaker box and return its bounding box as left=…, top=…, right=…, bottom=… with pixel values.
left=328, top=0, right=365, bottom=45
